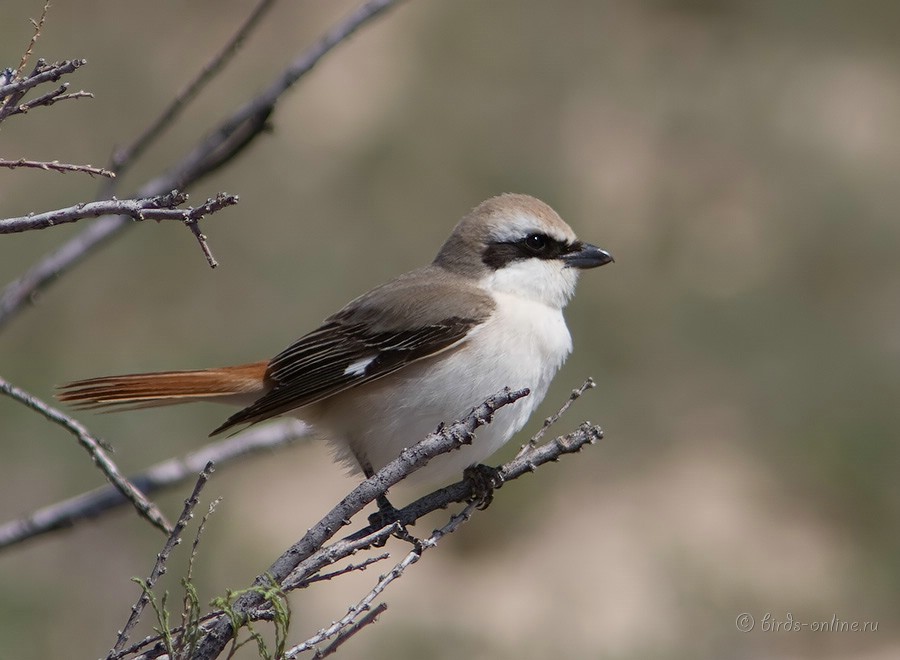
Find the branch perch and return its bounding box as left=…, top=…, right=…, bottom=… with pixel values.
left=110, top=382, right=603, bottom=660
left=186, top=385, right=530, bottom=660
left=0, top=376, right=171, bottom=535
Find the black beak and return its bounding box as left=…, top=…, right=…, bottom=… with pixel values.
left=564, top=242, right=614, bottom=269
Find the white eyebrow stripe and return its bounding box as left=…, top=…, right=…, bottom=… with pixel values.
left=487, top=211, right=571, bottom=244
left=343, top=356, right=376, bottom=377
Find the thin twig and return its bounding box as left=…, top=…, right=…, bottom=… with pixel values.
left=14, top=0, right=51, bottom=79
left=281, top=526, right=400, bottom=592
left=107, top=463, right=215, bottom=660
left=0, top=190, right=237, bottom=234
left=0, top=376, right=171, bottom=535
left=177, top=497, right=221, bottom=659
left=0, top=59, right=86, bottom=122
left=0, top=59, right=85, bottom=99
left=0, top=191, right=235, bottom=267
left=517, top=376, right=596, bottom=457
left=187, top=499, right=221, bottom=584
left=0, top=0, right=404, bottom=332
left=0, top=419, right=309, bottom=550
left=300, top=553, right=391, bottom=588
left=110, top=0, right=278, bottom=173
left=167, top=0, right=404, bottom=187
left=313, top=602, right=388, bottom=659
left=0, top=157, right=115, bottom=178
left=288, top=504, right=478, bottom=657
left=179, top=194, right=238, bottom=268
left=5, top=86, right=93, bottom=116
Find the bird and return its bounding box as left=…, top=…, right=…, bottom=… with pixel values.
left=58, top=193, right=613, bottom=487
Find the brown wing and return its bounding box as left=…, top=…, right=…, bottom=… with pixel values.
left=210, top=267, right=494, bottom=435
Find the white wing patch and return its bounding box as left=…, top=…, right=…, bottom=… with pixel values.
left=343, top=356, right=376, bottom=377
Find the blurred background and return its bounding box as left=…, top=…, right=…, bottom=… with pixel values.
left=1, top=0, right=898, bottom=658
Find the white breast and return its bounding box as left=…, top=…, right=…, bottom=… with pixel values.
left=310, top=293, right=573, bottom=486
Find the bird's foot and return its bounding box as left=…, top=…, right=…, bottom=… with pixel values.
left=365, top=493, right=417, bottom=546
left=464, top=463, right=504, bottom=510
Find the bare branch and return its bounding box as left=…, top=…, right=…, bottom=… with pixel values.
left=0, top=190, right=237, bottom=234
left=297, top=553, right=391, bottom=589
left=105, top=383, right=602, bottom=660
left=517, top=376, right=596, bottom=457
left=110, top=0, right=278, bottom=174
left=0, top=157, right=115, bottom=178
left=0, top=191, right=235, bottom=267
left=107, top=463, right=215, bottom=660
left=0, top=0, right=404, bottom=332
left=288, top=504, right=478, bottom=657
left=0, top=419, right=309, bottom=550
left=0, top=60, right=84, bottom=98
left=343, top=422, right=604, bottom=546
left=5, top=83, right=93, bottom=116
left=312, top=602, right=387, bottom=659
left=179, top=195, right=238, bottom=268
left=286, top=420, right=604, bottom=657
left=117, top=416, right=601, bottom=660
left=187, top=385, right=529, bottom=660
left=0, top=58, right=86, bottom=122
left=14, top=0, right=51, bottom=79
left=0, top=375, right=171, bottom=535
left=280, top=525, right=401, bottom=593
left=165, top=0, right=404, bottom=187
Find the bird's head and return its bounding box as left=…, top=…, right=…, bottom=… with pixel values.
left=434, top=193, right=613, bottom=309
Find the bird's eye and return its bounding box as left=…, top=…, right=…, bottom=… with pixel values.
left=524, top=233, right=548, bottom=253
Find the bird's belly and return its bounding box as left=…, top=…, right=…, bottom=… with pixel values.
left=311, top=298, right=573, bottom=486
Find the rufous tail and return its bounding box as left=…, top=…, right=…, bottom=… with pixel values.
left=57, top=361, right=270, bottom=410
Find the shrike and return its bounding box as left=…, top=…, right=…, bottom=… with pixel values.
left=59, top=194, right=613, bottom=486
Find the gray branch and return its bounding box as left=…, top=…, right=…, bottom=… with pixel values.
left=186, top=385, right=530, bottom=660
left=0, top=375, right=171, bottom=536
left=110, top=0, right=278, bottom=174
left=113, top=383, right=602, bottom=660
left=0, top=190, right=236, bottom=234
left=0, top=157, right=114, bottom=178
left=107, top=463, right=215, bottom=659
left=0, top=0, right=404, bottom=331
left=0, top=419, right=310, bottom=550
left=0, top=58, right=86, bottom=122
left=286, top=503, right=477, bottom=657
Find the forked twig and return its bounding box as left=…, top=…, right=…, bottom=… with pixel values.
left=287, top=503, right=478, bottom=657
left=517, top=376, right=596, bottom=457
left=313, top=602, right=388, bottom=659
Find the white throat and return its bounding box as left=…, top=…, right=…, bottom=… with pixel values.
left=480, top=258, right=580, bottom=310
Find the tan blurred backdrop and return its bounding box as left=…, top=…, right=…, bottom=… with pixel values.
left=1, top=1, right=898, bottom=658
